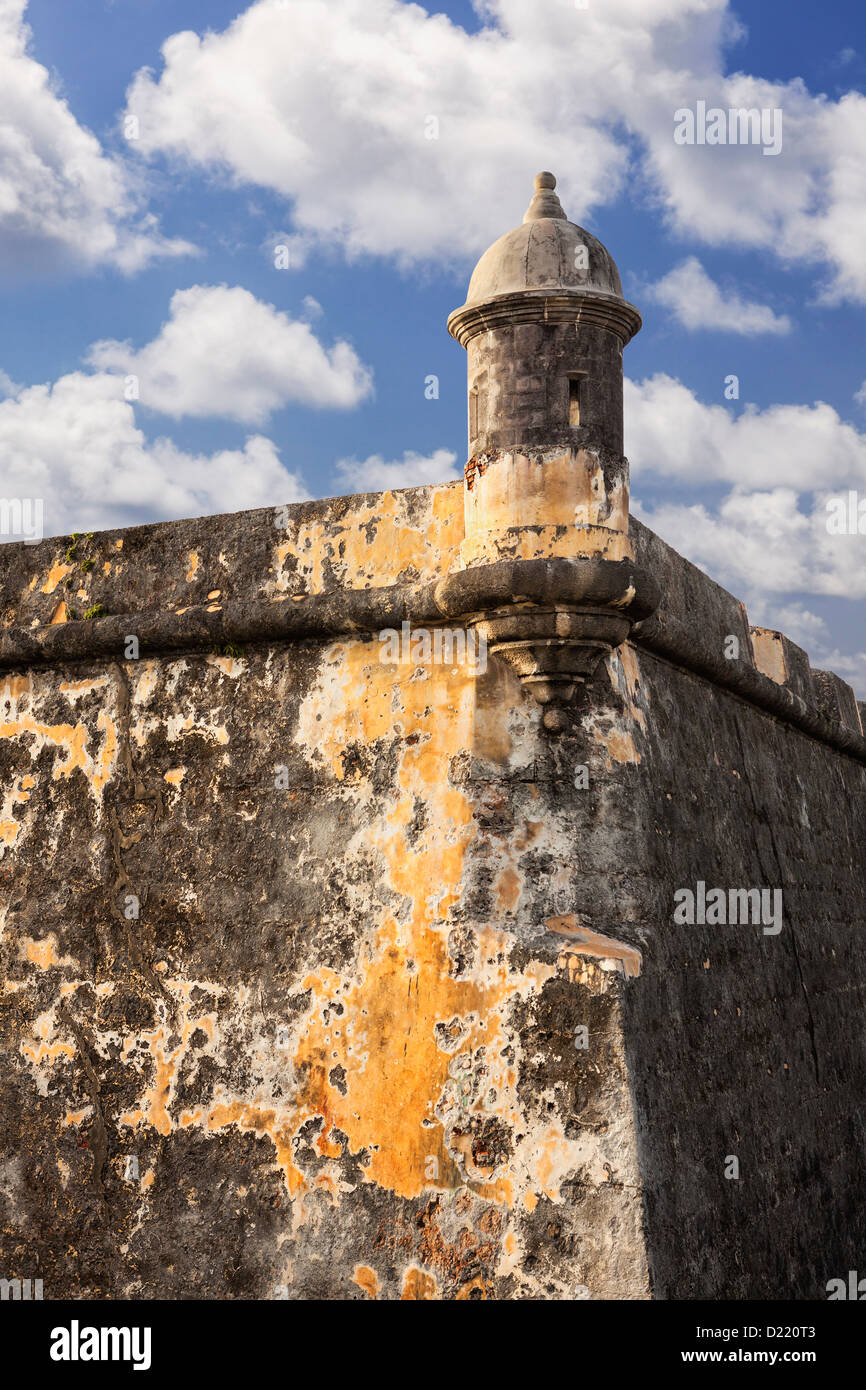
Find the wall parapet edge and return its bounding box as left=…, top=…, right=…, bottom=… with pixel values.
left=0, top=544, right=862, bottom=763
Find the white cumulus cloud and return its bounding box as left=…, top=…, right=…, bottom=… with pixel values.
left=121, top=0, right=866, bottom=301
left=646, top=257, right=791, bottom=335
left=0, top=370, right=309, bottom=537
left=122, top=0, right=630, bottom=269
left=626, top=374, right=866, bottom=640
left=87, top=284, right=373, bottom=423
left=0, top=275, right=379, bottom=535
left=625, top=374, right=866, bottom=492
left=335, top=448, right=459, bottom=494
left=0, top=0, right=192, bottom=272
left=632, top=488, right=864, bottom=599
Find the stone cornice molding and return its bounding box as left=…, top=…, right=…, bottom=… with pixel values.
left=447, top=290, right=642, bottom=348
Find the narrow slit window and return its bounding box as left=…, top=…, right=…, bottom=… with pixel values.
left=469, top=389, right=478, bottom=439
left=568, top=377, right=582, bottom=428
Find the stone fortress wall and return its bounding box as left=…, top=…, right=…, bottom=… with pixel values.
left=0, top=173, right=863, bottom=1300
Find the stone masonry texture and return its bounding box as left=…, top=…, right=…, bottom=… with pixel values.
left=0, top=484, right=862, bottom=1300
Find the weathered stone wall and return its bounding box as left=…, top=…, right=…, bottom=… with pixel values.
left=620, top=522, right=866, bottom=1300
left=466, top=320, right=626, bottom=456
left=0, top=488, right=649, bottom=1300
left=0, top=483, right=862, bottom=1300
left=621, top=645, right=866, bottom=1299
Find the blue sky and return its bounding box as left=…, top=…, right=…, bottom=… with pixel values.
left=0, top=0, right=864, bottom=690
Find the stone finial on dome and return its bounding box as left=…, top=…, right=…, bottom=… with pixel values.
left=523, top=171, right=567, bottom=223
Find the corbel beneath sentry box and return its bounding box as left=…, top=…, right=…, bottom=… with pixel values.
left=434, top=553, right=658, bottom=733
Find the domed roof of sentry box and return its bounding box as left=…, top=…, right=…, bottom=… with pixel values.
left=447, top=172, right=640, bottom=347
left=464, top=172, right=624, bottom=305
